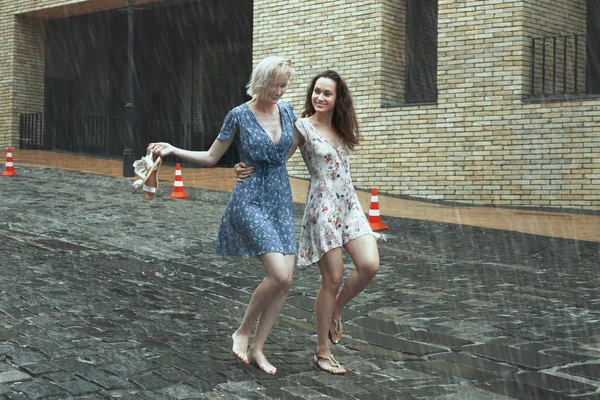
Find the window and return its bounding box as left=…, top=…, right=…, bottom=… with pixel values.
left=406, top=0, right=438, bottom=103
left=587, top=0, right=600, bottom=94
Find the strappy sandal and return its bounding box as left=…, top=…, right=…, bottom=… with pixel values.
left=313, top=353, right=347, bottom=375
left=329, top=316, right=343, bottom=345
left=132, top=152, right=162, bottom=200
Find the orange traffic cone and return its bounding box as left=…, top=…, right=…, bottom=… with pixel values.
left=367, top=188, right=388, bottom=231
left=1, top=147, right=18, bottom=177
left=168, top=163, right=190, bottom=199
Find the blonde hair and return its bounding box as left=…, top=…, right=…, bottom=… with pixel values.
left=246, top=56, right=294, bottom=98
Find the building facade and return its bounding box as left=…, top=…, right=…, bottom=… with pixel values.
left=1, top=0, right=599, bottom=210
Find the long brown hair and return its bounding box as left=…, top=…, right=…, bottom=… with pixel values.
left=301, top=70, right=360, bottom=150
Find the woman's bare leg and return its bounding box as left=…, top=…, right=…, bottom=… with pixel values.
left=232, top=253, right=294, bottom=374
left=314, top=248, right=346, bottom=374
left=248, top=253, right=294, bottom=374
left=333, top=234, right=379, bottom=320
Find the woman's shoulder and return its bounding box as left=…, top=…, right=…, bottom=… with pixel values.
left=231, top=103, right=249, bottom=115
left=223, top=103, right=251, bottom=124
left=295, top=117, right=311, bottom=132
left=294, top=117, right=313, bottom=139
left=295, top=117, right=313, bottom=128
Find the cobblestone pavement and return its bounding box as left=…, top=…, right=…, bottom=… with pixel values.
left=1, top=166, right=600, bottom=400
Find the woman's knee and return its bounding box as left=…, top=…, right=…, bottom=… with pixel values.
left=261, top=253, right=294, bottom=290
left=271, top=268, right=293, bottom=290
left=318, top=249, right=344, bottom=291
left=359, top=259, right=379, bottom=279
left=281, top=272, right=294, bottom=289
left=322, top=270, right=343, bottom=292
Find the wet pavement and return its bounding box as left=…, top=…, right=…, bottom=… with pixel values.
left=1, top=166, right=600, bottom=400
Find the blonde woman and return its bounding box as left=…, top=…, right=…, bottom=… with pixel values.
left=149, top=56, right=296, bottom=375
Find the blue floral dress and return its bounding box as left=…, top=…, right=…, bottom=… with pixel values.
left=215, top=102, right=296, bottom=257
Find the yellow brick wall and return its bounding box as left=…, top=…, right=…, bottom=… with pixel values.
left=254, top=0, right=600, bottom=210
left=381, top=0, right=406, bottom=106
left=0, top=3, right=14, bottom=149
left=0, top=12, right=45, bottom=148
left=521, top=0, right=598, bottom=208
left=1, top=0, right=599, bottom=210
left=524, top=0, right=586, bottom=35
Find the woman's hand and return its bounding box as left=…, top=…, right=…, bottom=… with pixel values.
left=147, top=142, right=176, bottom=158
left=234, top=162, right=255, bottom=182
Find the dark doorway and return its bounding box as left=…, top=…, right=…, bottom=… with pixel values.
left=44, top=0, right=252, bottom=166
left=44, top=77, right=73, bottom=150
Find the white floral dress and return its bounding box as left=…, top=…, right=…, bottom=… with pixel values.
left=296, top=118, right=373, bottom=267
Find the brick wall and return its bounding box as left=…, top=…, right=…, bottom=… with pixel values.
left=520, top=0, right=599, bottom=208
left=381, top=0, right=406, bottom=106
left=254, top=0, right=600, bottom=210
left=0, top=5, right=14, bottom=149
left=0, top=13, right=45, bottom=149
left=1, top=0, right=599, bottom=210
left=524, top=0, right=586, bottom=36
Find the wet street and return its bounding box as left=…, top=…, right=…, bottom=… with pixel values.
left=1, top=166, right=600, bottom=399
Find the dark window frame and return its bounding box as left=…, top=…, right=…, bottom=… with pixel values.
left=406, top=0, right=438, bottom=104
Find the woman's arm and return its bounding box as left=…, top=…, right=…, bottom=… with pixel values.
left=286, top=126, right=305, bottom=161
left=148, top=134, right=236, bottom=167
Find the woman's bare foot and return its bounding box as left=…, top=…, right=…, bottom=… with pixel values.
left=232, top=331, right=249, bottom=364
left=248, top=346, right=276, bottom=375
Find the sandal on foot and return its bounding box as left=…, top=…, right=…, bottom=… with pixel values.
left=313, top=353, right=347, bottom=375
left=132, top=152, right=162, bottom=200
left=329, top=316, right=343, bottom=345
